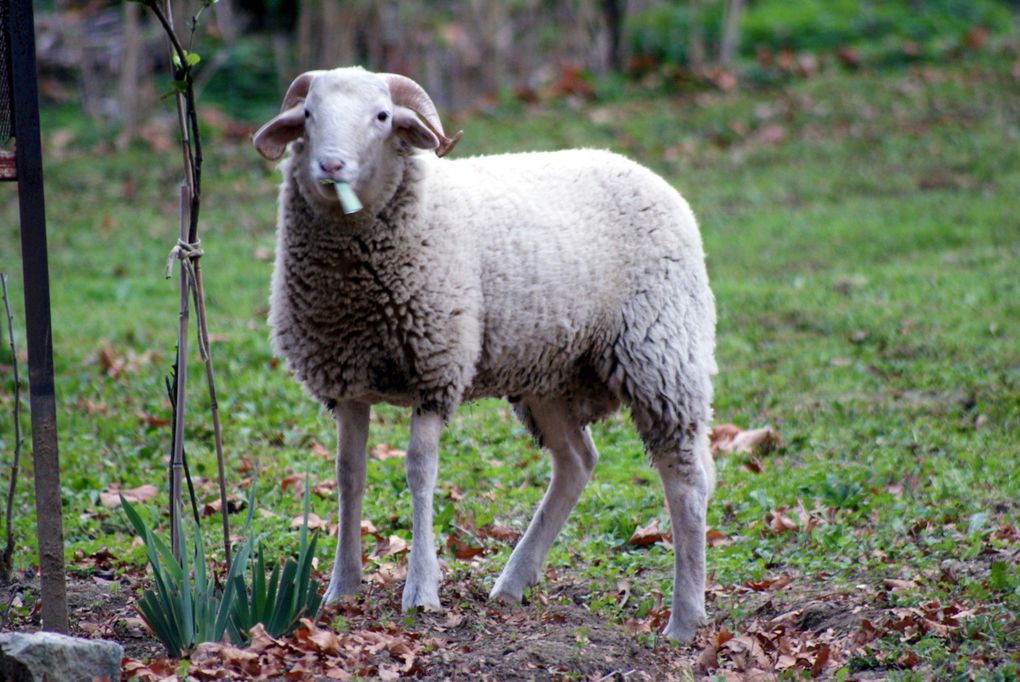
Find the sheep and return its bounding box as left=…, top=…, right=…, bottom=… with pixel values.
left=252, top=66, right=717, bottom=642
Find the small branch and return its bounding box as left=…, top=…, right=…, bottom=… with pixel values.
left=143, top=0, right=190, bottom=74
left=0, top=584, right=21, bottom=630
left=141, top=0, right=230, bottom=569
left=164, top=372, right=201, bottom=528
left=1, top=274, right=22, bottom=584
left=189, top=268, right=230, bottom=568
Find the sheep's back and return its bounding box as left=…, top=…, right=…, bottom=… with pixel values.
left=424, top=149, right=707, bottom=400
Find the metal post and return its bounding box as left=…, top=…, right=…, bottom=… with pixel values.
left=8, top=0, right=68, bottom=632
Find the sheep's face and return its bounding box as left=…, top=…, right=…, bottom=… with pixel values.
left=300, top=71, right=400, bottom=202
left=254, top=68, right=449, bottom=210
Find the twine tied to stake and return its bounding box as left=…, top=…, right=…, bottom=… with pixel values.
left=165, top=238, right=204, bottom=280
left=165, top=239, right=209, bottom=360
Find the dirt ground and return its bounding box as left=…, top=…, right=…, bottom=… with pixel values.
left=2, top=551, right=1010, bottom=680
left=4, top=566, right=692, bottom=680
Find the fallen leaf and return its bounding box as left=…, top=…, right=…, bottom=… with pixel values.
left=628, top=518, right=668, bottom=546
left=810, top=643, right=830, bottom=677
left=372, top=443, right=406, bottom=460
left=373, top=534, right=408, bottom=557
left=897, top=649, right=921, bottom=668
left=764, top=508, right=798, bottom=535
left=706, top=527, right=732, bottom=547
left=754, top=123, right=787, bottom=145
left=883, top=578, right=918, bottom=592
left=253, top=247, right=274, bottom=262
left=309, top=440, right=331, bottom=458
left=479, top=524, right=520, bottom=542
left=290, top=513, right=328, bottom=532
left=837, top=46, right=861, bottom=69
left=447, top=537, right=484, bottom=560
left=313, top=480, right=337, bottom=497
left=309, top=627, right=340, bottom=652
left=100, top=484, right=158, bottom=508
left=742, top=454, right=764, bottom=474
left=280, top=473, right=304, bottom=496
left=744, top=574, right=794, bottom=592
left=710, top=424, right=782, bottom=456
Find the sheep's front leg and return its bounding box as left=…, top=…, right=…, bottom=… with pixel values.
left=324, top=400, right=371, bottom=602
left=402, top=410, right=443, bottom=611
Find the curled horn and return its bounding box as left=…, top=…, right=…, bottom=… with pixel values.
left=380, top=73, right=463, bottom=157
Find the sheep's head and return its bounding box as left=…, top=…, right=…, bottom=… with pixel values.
left=254, top=67, right=462, bottom=207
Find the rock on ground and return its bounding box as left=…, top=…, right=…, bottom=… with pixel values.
left=0, top=631, right=122, bottom=682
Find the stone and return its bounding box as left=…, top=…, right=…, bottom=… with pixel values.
left=0, top=631, right=122, bottom=682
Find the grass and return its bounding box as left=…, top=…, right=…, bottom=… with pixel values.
left=1, top=52, right=1019, bottom=678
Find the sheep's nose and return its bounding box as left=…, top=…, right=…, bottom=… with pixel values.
left=318, top=157, right=346, bottom=176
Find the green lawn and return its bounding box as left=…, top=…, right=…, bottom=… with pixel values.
left=1, top=54, right=1018, bottom=678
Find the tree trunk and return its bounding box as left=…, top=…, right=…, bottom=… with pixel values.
left=213, top=0, right=240, bottom=42
left=688, top=0, right=705, bottom=69
left=296, top=0, right=319, bottom=74
left=602, top=0, right=627, bottom=72
left=116, top=2, right=142, bottom=144
left=720, top=0, right=745, bottom=68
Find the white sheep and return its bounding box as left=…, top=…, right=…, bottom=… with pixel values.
left=253, top=66, right=717, bottom=641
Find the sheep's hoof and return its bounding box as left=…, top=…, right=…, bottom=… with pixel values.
left=488, top=579, right=525, bottom=605
left=661, top=616, right=700, bottom=643
left=323, top=575, right=362, bottom=603
left=401, top=583, right=442, bottom=612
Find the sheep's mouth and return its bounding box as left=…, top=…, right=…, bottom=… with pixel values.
left=319, top=179, right=363, bottom=214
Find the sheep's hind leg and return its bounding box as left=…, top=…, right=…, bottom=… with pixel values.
left=651, top=423, right=711, bottom=642
left=324, top=401, right=371, bottom=601
left=402, top=410, right=444, bottom=611
left=490, top=399, right=598, bottom=602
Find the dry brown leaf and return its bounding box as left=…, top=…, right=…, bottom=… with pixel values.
left=883, top=578, right=918, bottom=592
left=99, top=484, right=158, bottom=508
left=136, top=411, right=171, bottom=429
left=628, top=518, right=667, bottom=546
left=479, top=524, right=520, bottom=543
left=742, top=454, right=764, bottom=474
left=372, top=443, right=406, bottom=460
left=371, top=534, right=409, bottom=559
left=309, top=440, right=331, bottom=459
left=764, top=508, right=798, bottom=535
left=810, top=643, right=830, bottom=678
left=710, top=424, right=782, bottom=456
left=309, top=627, right=340, bottom=652
left=313, top=479, right=337, bottom=498
left=280, top=473, right=304, bottom=495
left=706, top=527, right=732, bottom=547
left=615, top=578, right=632, bottom=609
left=744, top=574, right=794, bottom=592
left=368, top=562, right=407, bottom=587
left=897, top=649, right=921, bottom=668
left=446, top=532, right=485, bottom=560
left=290, top=512, right=328, bottom=532
left=377, top=665, right=401, bottom=681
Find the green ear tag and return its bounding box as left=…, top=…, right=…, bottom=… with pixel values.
left=334, top=181, right=363, bottom=215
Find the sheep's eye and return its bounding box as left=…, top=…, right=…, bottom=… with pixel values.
left=377, top=111, right=390, bottom=122
left=304, top=109, right=310, bottom=119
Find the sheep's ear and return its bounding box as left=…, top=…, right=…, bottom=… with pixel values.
left=253, top=106, right=305, bottom=160
left=392, top=106, right=440, bottom=152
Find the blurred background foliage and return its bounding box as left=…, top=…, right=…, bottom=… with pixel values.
left=31, top=0, right=1019, bottom=138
